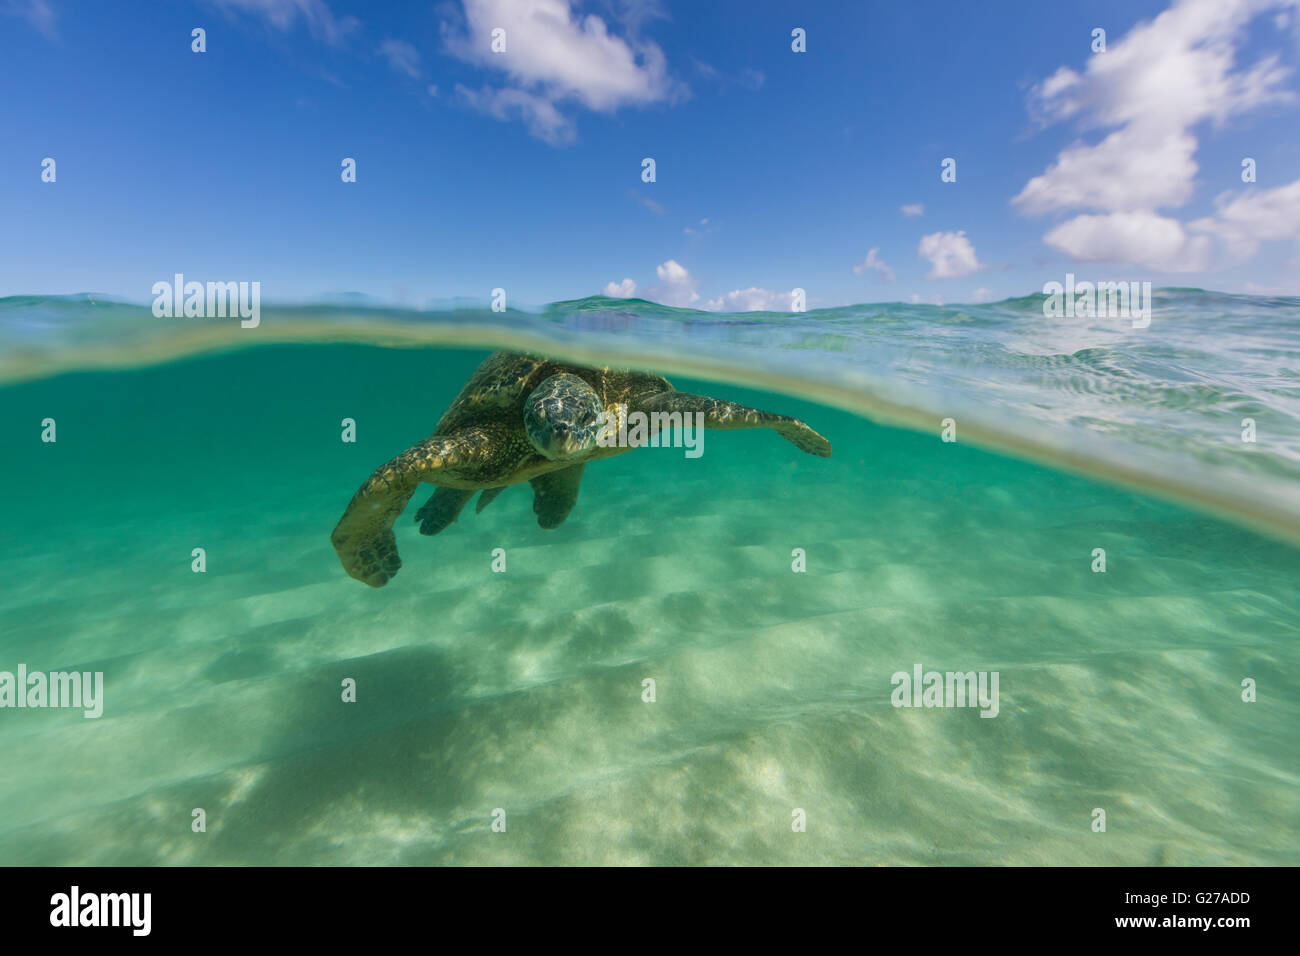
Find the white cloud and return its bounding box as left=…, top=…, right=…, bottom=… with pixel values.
left=646, top=259, right=699, bottom=307
left=852, top=247, right=896, bottom=281
left=970, top=287, right=994, bottom=303
left=1025, top=0, right=1294, bottom=135
left=692, top=58, right=764, bottom=91
left=703, top=287, right=795, bottom=311
left=454, top=84, right=575, bottom=145
left=623, top=259, right=796, bottom=310
left=1014, top=0, right=1300, bottom=271
left=900, top=203, right=924, bottom=218
left=208, top=0, right=358, bottom=43
left=691, top=58, right=718, bottom=80
left=1188, top=178, right=1300, bottom=262
left=604, top=278, right=637, bottom=297
left=1040, top=178, right=1300, bottom=272
left=918, top=231, right=983, bottom=279
left=1043, top=211, right=1213, bottom=272
left=444, top=0, right=675, bottom=142
left=379, top=39, right=422, bottom=78
left=1014, top=127, right=1200, bottom=215
left=1030, top=66, right=1083, bottom=121
left=604, top=0, right=669, bottom=32
left=5, top=0, right=55, bottom=38
left=629, top=190, right=666, bottom=215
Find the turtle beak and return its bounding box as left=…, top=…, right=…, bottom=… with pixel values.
left=546, top=422, right=582, bottom=459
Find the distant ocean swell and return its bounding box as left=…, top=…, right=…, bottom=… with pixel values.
left=1, top=289, right=1297, bottom=548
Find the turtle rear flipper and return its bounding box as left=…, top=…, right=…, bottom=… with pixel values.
left=415, top=487, right=475, bottom=536
left=414, top=484, right=508, bottom=537
left=476, top=486, right=507, bottom=514
left=530, top=464, right=585, bottom=529
left=331, top=431, right=485, bottom=587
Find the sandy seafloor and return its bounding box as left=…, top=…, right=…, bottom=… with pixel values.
left=0, top=344, right=1296, bottom=865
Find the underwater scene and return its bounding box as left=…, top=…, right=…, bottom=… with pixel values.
left=0, top=291, right=1296, bottom=866
left=4, top=0, right=1300, bottom=879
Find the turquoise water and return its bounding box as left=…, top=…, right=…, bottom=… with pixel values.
left=0, top=292, right=1297, bottom=865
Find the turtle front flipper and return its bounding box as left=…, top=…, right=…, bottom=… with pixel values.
left=529, top=463, right=585, bottom=529
left=331, top=432, right=482, bottom=587
left=415, top=487, right=475, bottom=536
left=638, top=392, right=832, bottom=457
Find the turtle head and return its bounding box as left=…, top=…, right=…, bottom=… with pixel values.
left=524, top=373, right=603, bottom=462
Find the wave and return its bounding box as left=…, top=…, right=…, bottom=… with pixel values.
left=2, top=290, right=1298, bottom=546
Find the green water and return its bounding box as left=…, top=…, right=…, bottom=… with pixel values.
left=1, top=343, right=1295, bottom=865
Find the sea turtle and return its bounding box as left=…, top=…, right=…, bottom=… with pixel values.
left=330, top=351, right=832, bottom=586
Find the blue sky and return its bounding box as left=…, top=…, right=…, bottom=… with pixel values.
left=2, top=0, right=1299, bottom=309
